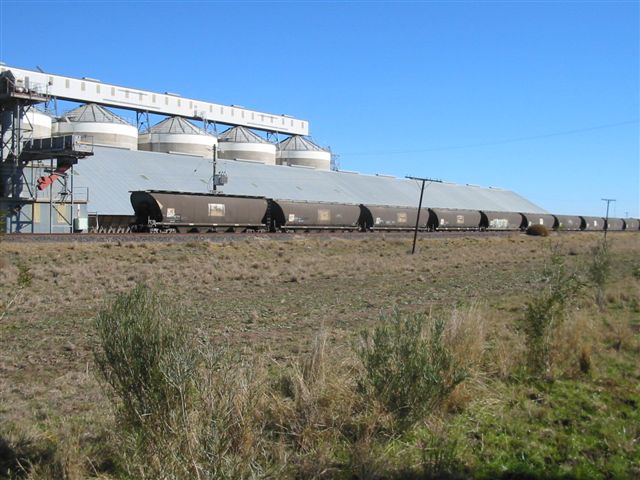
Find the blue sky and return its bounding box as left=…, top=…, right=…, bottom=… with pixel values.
left=1, top=1, right=638, bottom=217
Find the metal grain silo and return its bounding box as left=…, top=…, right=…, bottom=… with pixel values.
left=138, top=117, right=216, bottom=157
left=217, top=126, right=275, bottom=164
left=22, top=110, right=52, bottom=139
left=276, top=135, right=331, bottom=170
left=55, top=103, right=138, bottom=150
left=5, top=109, right=52, bottom=141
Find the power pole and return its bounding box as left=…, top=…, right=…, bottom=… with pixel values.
left=406, top=176, right=442, bottom=254
left=212, top=144, right=217, bottom=192
left=601, top=198, right=616, bottom=241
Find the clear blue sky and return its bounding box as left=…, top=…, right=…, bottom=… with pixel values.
left=1, top=1, right=638, bottom=217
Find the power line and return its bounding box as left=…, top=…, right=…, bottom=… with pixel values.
left=343, top=119, right=639, bottom=157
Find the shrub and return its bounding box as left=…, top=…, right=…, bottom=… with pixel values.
left=94, top=284, right=270, bottom=478
left=522, top=250, right=582, bottom=376
left=357, top=309, right=468, bottom=429
left=94, top=284, right=198, bottom=438
left=526, top=224, right=549, bottom=236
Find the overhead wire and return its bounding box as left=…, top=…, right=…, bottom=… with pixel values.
left=342, top=119, right=639, bottom=156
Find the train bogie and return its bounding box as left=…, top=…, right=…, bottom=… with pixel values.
left=89, top=214, right=136, bottom=233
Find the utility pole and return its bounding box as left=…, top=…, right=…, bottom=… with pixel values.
left=601, top=198, right=616, bottom=241
left=212, top=144, right=217, bottom=192
left=406, top=176, right=442, bottom=254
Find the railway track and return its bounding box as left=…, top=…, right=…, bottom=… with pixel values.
left=0, top=229, right=530, bottom=244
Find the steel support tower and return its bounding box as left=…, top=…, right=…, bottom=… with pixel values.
left=0, top=71, right=93, bottom=233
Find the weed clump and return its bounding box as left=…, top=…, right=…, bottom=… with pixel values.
left=94, top=284, right=269, bottom=478
left=526, top=224, right=549, bottom=236
left=94, top=285, right=197, bottom=437
left=358, top=309, right=468, bottom=429
left=0, top=262, right=32, bottom=321
left=266, top=332, right=366, bottom=477
left=588, top=240, right=611, bottom=309
left=522, top=250, right=582, bottom=377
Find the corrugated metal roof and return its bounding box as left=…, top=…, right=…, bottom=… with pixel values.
left=145, top=116, right=208, bottom=135
left=73, top=146, right=547, bottom=216
left=278, top=135, right=328, bottom=152
left=218, top=126, right=269, bottom=144
left=60, top=103, right=131, bottom=125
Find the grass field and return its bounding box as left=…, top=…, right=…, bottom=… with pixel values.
left=0, top=231, right=638, bottom=478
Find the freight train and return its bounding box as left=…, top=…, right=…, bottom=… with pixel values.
left=129, top=190, right=639, bottom=234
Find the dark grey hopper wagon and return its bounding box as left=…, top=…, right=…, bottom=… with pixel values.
left=521, top=213, right=557, bottom=230
left=271, top=200, right=361, bottom=230
left=554, top=215, right=584, bottom=231
left=130, top=190, right=269, bottom=233
left=480, top=211, right=525, bottom=230
left=605, top=218, right=625, bottom=231
left=580, top=216, right=606, bottom=231
left=359, top=205, right=424, bottom=231
left=427, top=208, right=482, bottom=230
left=623, top=218, right=640, bottom=231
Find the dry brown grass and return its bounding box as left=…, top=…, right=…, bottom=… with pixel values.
left=550, top=310, right=600, bottom=377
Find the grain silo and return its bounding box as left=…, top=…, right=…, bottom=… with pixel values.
left=54, top=103, right=138, bottom=150
left=23, top=110, right=52, bottom=139
left=138, top=116, right=216, bottom=157
left=277, top=135, right=331, bottom=170
left=217, top=126, right=276, bottom=164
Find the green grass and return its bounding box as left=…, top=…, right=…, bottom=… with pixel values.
left=460, top=355, right=639, bottom=479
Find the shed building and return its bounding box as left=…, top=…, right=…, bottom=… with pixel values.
left=70, top=146, right=547, bottom=216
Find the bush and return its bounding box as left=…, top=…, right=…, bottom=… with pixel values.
left=357, top=309, right=468, bottom=429
left=522, top=251, right=582, bottom=376
left=526, top=224, right=549, bottom=236
left=94, top=284, right=198, bottom=438
left=94, top=284, right=270, bottom=478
